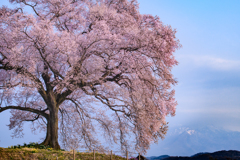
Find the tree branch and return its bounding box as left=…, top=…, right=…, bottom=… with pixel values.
left=56, top=89, right=73, bottom=105
left=0, top=106, right=49, bottom=120
left=22, top=1, right=41, bottom=17
left=24, top=114, right=40, bottom=122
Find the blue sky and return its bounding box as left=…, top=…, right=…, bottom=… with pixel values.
left=137, top=0, right=240, bottom=128
left=1, top=0, right=240, bottom=157
left=139, top=0, right=240, bottom=156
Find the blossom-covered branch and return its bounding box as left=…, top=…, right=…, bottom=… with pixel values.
left=0, top=0, right=180, bottom=153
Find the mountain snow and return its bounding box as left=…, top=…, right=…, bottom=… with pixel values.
left=186, top=130, right=195, bottom=135
left=147, top=126, right=240, bottom=157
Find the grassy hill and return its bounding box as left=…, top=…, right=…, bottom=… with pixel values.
left=0, top=147, right=127, bottom=160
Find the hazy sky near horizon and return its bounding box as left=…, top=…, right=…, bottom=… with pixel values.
left=0, top=0, right=240, bottom=157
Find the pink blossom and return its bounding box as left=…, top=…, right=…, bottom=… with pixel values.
left=0, top=0, right=180, bottom=153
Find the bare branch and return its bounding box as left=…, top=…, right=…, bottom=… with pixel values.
left=0, top=106, right=49, bottom=120
left=24, top=114, right=40, bottom=122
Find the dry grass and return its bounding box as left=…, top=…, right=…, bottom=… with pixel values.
left=0, top=147, right=127, bottom=160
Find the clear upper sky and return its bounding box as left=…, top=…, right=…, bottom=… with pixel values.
left=137, top=0, right=240, bottom=132
left=0, top=0, right=240, bottom=157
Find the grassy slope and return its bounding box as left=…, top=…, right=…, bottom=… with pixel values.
left=0, top=147, right=127, bottom=160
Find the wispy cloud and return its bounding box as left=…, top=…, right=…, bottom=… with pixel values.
left=179, top=108, right=240, bottom=114
left=177, top=54, right=240, bottom=71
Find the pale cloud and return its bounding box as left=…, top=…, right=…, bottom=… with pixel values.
left=178, top=108, right=240, bottom=114
left=168, top=107, right=240, bottom=131
left=177, top=54, right=240, bottom=71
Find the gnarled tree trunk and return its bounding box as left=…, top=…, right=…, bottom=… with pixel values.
left=40, top=88, right=61, bottom=149
left=41, top=109, right=60, bottom=149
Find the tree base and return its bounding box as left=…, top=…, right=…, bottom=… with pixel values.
left=41, top=138, right=61, bottom=150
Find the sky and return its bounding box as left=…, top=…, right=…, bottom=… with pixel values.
left=0, top=0, right=240, bottom=157
left=138, top=0, right=240, bottom=156
left=137, top=0, right=240, bottom=132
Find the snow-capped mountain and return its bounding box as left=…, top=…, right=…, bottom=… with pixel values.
left=147, top=126, right=240, bottom=157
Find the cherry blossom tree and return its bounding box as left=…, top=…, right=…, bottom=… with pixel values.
left=0, top=0, right=180, bottom=153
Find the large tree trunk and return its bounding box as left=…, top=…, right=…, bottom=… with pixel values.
left=41, top=106, right=60, bottom=149
left=41, top=88, right=61, bottom=150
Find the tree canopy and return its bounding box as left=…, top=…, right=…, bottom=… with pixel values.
left=0, top=0, right=180, bottom=153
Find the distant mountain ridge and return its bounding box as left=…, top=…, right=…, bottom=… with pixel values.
left=163, top=150, right=240, bottom=160
left=147, top=150, right=240, bottom=160
left=147, top=155, right=170, bottom=160
left=147, top=126, right=240, bottom=157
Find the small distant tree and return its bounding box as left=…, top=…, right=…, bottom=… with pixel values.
left=0, top=0, right=180, bottom=153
